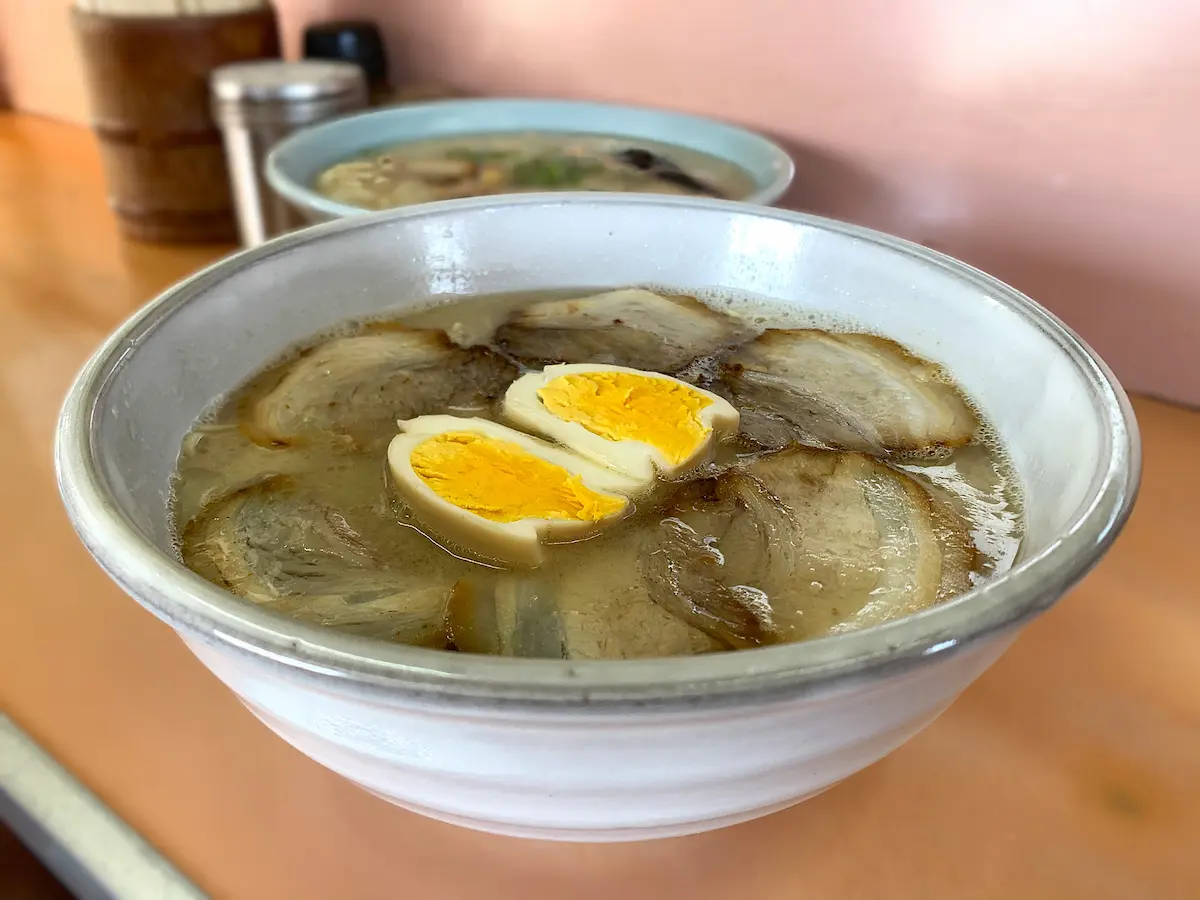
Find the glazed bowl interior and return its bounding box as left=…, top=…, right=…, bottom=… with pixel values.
left=265, top=98, right=796, bottom=222
left=57, top=194, right=1137, bottom=706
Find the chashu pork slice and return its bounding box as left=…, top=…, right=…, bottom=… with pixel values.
left=445, top=526, right=724, bottom=659
left=246, top=328, right=517, bottom=447
left=181, top=479, right=462, bottom=645
left=721, top=330, right=979, bottom=453
left=494, top=288, right=749, bottom=372
left=641, top=446, right=976, bottom=646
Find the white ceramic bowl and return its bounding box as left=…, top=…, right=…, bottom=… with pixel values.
left=56, top=195, right=1138, bottom=842
left=265, top=98, right=795, bottom=223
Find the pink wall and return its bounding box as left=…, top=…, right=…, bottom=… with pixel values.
left=0, top=1, right=89, bottom=122
left=6, top=0, right=1200, bottom=404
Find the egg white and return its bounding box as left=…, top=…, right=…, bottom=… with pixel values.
left=502, top=364, right=740, bottom=484
left=388, top=415, right=643, bottom=568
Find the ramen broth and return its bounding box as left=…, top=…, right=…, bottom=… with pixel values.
left=171, top=288, right=1024, bottom=659
left=314, top=133, right=758, bottom=209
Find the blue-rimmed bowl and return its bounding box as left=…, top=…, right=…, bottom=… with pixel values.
left=265, top=98, right=795, bottom=221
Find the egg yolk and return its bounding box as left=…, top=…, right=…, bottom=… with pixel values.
left=536, top=371, right=713, bottom=465
left=409, top=432, right=626, bottom=523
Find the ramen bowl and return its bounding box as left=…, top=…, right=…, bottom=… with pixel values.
left=265, top=98, right=795, bottom=222
left=56, top=195, right=1138, bottom=841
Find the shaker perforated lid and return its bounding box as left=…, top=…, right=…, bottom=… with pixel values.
left=211, top=59, right=366, bottom=104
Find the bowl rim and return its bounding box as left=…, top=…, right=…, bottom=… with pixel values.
left=55, top=194, right=1140, bottom=710
left=263, top=97, right=797, bottom=218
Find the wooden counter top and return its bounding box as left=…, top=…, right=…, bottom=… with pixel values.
left=1, top=113, right=1196, bottom=900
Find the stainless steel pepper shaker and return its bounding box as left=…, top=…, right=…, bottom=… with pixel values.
left=210, top=60, right=367, bottom=246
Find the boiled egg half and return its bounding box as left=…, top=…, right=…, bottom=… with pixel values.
left=388, top=415, right=643, bottom=568
left=503, top=364, right=739, bottom=484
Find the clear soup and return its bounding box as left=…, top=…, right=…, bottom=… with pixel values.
left=313, top=133, right=757, bottom=209
left=171, top=287, right=1024, bottom=660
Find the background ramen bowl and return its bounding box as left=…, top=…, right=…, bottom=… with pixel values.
left=56, top=195, right=1137, bottom=842
left=265, top=98, right=795, bottom=222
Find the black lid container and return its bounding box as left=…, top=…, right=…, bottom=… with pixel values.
left=302, top=20, right=389, bottom=92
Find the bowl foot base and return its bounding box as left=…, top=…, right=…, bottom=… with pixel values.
left=360, top=783, right=840, bottom=842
